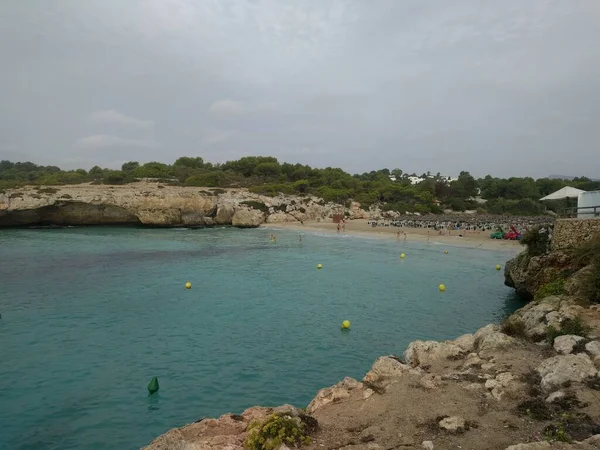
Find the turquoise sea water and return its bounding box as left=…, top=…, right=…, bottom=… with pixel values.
left=0, top=227, right=524, bottom=449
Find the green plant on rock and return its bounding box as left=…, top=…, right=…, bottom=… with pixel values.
left=544, top=423, right=572, bottom=443
left=570, top=237, right=600, bottom=303
left=546, top=317, right=590, bottom=344
left=535, top=279, right=565, bottom=300
left=240, top=201, right=269, bottom=214
left=521, top=224, right=553, bottom=256
left=501, top=317, right=527, bottom=338
left=244, top=414, right=312, bottom=450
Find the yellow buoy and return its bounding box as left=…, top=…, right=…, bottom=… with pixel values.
left=444, top=250, right=449, bottom=254
left=317, top=264, right=323, bottom=269
left=400, top=253, right=405, bottom=259
left=439, top=284, right=446, bottom=292
left=341, top=320, right=351, bottom=329
left=185, top=282, right=192, bottom=289
left=495, top=264, right=502, bottom=270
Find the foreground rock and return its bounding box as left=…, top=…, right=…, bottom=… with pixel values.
left=536, top=354, right=598, bottom=392
left=0, top=183, right=344, bottom=228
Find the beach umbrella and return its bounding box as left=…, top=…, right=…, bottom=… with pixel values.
left=540, top=186, right=586, bottom=215
left=539, top=186, right=585, bottom=201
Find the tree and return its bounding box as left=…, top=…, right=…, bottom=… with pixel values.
left=173, top=156, right=204, bottom=169
left=391, top=168, right=403, bottom=179
left=451, top=171, right=477, bottom=198
left=254, top=162, right=282, bottom=179
left=121, top=161, right=140, bottom=172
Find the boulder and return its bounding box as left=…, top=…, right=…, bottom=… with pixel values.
left=453, top=334, right=476, bottom=352
left=585, top=341, right=600, bottom=358
left=545, top=391, right=566, bottom=403
left=536, top=354, right=598, bottom=392
left=438, top=416, right=465, bottom=433
left=231, top=209, right=264, bottom=228
left=307, top=377, right=362, bottom=414
left=553, top=335, right=585, bottom=354
left=404, top=340, right=464, bottom=367
left=564, top=265, right=594, bottom=297
left=462, top=354, right=484, bottom=369
left=265, top=212, right=296, bottom=223
left=214, top=204, right=235, bottom=225
left=422, top=441, right=435, bottom=450
left=517, top=302, right=557, bottom=338
left=475, top=329, right=517, bottom=353
left=505, top=442, right=551, bottom=450
left=362, top=356, right=414, bottom=386
left=484, top=372, right=523, bottom=401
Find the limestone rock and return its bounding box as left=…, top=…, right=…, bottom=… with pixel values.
left=476, top=331, right=517, bottom=353
left=307, top=377, right=362, bottom=414
left=553, top=335, right=585, bottom=354
left=505, top=442, right=551, bottom=450
left=231, top=209, right=264, bottom=228
left=272, top=404, right=299, bottom=417
left=438, top=416, right=465, bottom=433
left=586, top=341, right=600, bottom=358
left=265, top=212, right=297, bottom=223
left=142, top=408, right=268, bottom=450
left=404, top=340, right=464, bottom=367
left=545, top=390, right=566, bottom=403
left=484, top=372, right=523, bottom=401
left=453, top=334, right=476, bottom=352
left=419, top=373, right=442, bottom=390
left=462, top=353, right=484, bottom=369
left=362, top=356, right=413, bottom=386
left=214, top=204, right=235, bottom=225
left=536, top=354, right=598, bottom=392
left=0, top=184, right=341, bottom=228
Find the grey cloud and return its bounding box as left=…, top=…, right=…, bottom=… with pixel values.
left=75, top=135, right=158, bottom=150
left=1, top=0, right=599, bottom=177
left=90, top=110, right=154, bottom=130
left=209, top=100, right=246, bottom=116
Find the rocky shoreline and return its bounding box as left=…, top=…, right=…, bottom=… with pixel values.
left=0, top=183, right=347, bottom=228
left=143, top=235, right=600, bottom=450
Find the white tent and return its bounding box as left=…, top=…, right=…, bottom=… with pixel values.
left=540, top=186, right=585, bottom=201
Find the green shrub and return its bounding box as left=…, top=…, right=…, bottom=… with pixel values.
left=240, top=201, right=269, bottom=214
left=571, top=238, right=600, bottom=303
left=544, top=423, right=571, bottom=443
left=501, top=317, right=527, bottom=338
left=546, top=317, right=589, bottom=344
left=582, top=262, right=600, bottom=303
left=34, top=186, right=59, bottom=194
left=535, top=279, right=565, bottom=300
left=521, top=224, right=553, bottom=256
left=244, top=414, right=312, bottom=450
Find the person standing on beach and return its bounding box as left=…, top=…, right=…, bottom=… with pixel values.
left=404, top=232, right=407, bottom=242
left=397, top=230, right=400, bottom=240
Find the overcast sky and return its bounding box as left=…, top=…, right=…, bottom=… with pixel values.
left=1, top=1, right=599, bottom=178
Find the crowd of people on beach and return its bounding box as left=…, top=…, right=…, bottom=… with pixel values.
left=367, top=215, right=552, bottom=234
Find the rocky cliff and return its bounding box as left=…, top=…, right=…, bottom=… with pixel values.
left=0, top=183, right=345, bottom=228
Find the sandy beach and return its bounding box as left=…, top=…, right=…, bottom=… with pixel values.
left=263, top=219, right=523, bottom=252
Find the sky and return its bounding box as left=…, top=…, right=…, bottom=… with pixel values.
left=1, top=0, right=599, bottom=178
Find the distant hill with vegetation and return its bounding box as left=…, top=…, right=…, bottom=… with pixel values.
left=1, top=157, right=599, bottom=216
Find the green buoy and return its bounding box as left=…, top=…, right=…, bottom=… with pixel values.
left=147, top=376, right=159, bottom=394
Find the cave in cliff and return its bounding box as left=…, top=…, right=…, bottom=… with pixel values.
left=0, top=202, right=142, bottom=227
